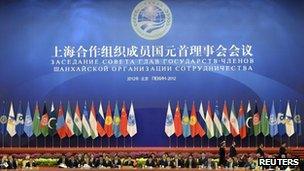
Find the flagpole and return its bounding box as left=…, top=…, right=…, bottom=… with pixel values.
left=28, top=136, right=29, bottom=148
left=207, top=138, right=209, bottom=148
left=18, top=135, right=21, bottom=147
left=131, top=137, right=133, bottom=148
left=69, top=137, right=71, bottom=148
left=1, top=133, right=3, bottom=148
left=60, top=138, right=62, bottom=148
left=184, top=137, right=186, bottom=147
left=169, top=137, right=171, bottom=148
left=108, top=137, right=110, bottom=148
left=116, top=138, right=118, bottom=148
left=35, top=137, right=37, bottom=148
left=297, top=135, right=299, bottom=148
left=123, top=137, right=125, bottom=148
left=240, top=138, right=242, bottom=147
left=192, top=138, right=194, bottom=148
left=77, top=136, right=79, bottom=147
left=176, top=137, right=179, bottom=147
left=272, top=137, right=274, bottom=148
left=10, top=136, right=12, bottom=148
left=200, top=137, right=203, bottom=147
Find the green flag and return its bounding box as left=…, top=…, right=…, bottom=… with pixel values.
left=245, top=101, right=254, bottom=136
left=33, top=102, right=41, bottom=137
left=73, top=102, right=82, bottom=136
left=261, top=101, right=269, bottom=136
left=48, top=102, right=57, bottom=136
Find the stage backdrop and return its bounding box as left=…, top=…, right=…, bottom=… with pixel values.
left=0, top=0, right=303, bottom=147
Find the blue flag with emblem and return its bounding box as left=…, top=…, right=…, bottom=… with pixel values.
left=24, top=102, right=33, bottom=137
left=0, top=101, right=7, bottom=135
left=277, top=101, right=285, bottom=136
left=182, top=101, right=190, bottom=138
left=16, top=102, right=24, bottom=136
left=293, top=101, right=302, bottom=136
left=269, top=101, right=278, bottom=137
left=113, top=102, right=121, bottom=138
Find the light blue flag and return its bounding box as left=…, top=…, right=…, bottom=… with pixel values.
left=113, top=102, right=121, bottom=138
left=277, top=101, right=285, bottom=136
left=269, top=101, right=278, bottom=137
left=16, top=102, right=24, bottom=136
left=182, top=102, right=190, bottom=138
left=24, top=102, right=33, bottom=137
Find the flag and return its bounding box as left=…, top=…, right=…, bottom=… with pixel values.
left=104, top=102, right=113, bottom=137
left=245, top=101, right=254, bottom=136
left=33, top=102, right=41, bottom=137
left=293, top=101, right=301, bottom=136
left=238, top=101, right=246, bottom=139
left=127, top=102, right=137, bottom=137
left=82, top=102, right=91, bottom=139
left=253, top=102, right=261, bottom=136
left=165, top=102, right=175, bottom=137
left=96, top=101, right=106, bottom=137
left=173, top=102, right=182, bottom=137
left=73, top=101, right=82, bottom=136
left=24, top=102, right=33, bottom=137
left=205, top=101, right=214, bottom=139
left=269, top=101, right=278, bottom=137
left=40, top=102, right=49, bottom=137
left=182, top=102, right=190, bottom=138
left=89, top=102, right=98, bottom=139
left=190, top=102, right=205, bottom=137
left=65, top=102, right=74, bottom=137
left=113, top=102, right=121, bottom=138
left=213, top=102, right=223, bottom=138
left=198, top=101, right=207, bottom=134
left=261, top=101, right=269, bottom=136
left=277, top=101, right=286, bottom=136
left=15, top=102, right=24, bottom=136
left=0, top=101, right=7, bottom=135
left=48, top=102, right=57, bottom=136
left=230, top=101, right=239, bottom=137
left=56, top=102, right=67, bottom=139
left=285, top=101, right=294, bottom=137
left=6, top=102, right=16, bottom=137
left=221, top=101, right=230, bottom=136
left=120, top=102, right=128, bottom=137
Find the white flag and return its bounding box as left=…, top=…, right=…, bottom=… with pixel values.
left=285, top=101, right=295, bottom=137
left=89, top=102, right=98, bottom=139
left=127, top=102, right=137, bottom=137
left=65, top=102, right=74, bottom=137
left=165, top=102, right=175, bottom=137
left=6, top=102, right=16, bottom=137
left=199, top=102, right=205, bottom=121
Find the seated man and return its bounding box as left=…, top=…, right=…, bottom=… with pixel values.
left=7, top=155, right=17, bottom=169
left=94, top=155, right=105, bottom=168
left=0, top=155, right=9, bottom=169
left=123, top=156, right=134, bottom=167
left=57, top=155, right=68, bottom=168
left=145, top=155, right=157, bottom=168
left=198, top=153, right=208, bottom=168
left=112, top=154, right=121, bottom=168
left=172, top=154, right=183, bottom=168
left=103, top=155, right=113, bottom=168
left=159, top=153, right=173, bottom=168
left=66, top=155, right=79, bottom=168
left=76, top=153, right=84, bottom=167
left=184, top=154, right=197, bottom=168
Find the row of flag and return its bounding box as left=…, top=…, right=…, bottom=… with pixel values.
left=165, top=100, right=302, bottom=139
left=0, top=101, right=137, bottom=139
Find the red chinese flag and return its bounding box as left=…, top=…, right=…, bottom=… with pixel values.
left=120, top=102, right=129, bottom=137
left=173, top=102, right=182, bottom=137
left=104, top=102, right=113, bottom=137
left=190, top=102, right=205, bottom=137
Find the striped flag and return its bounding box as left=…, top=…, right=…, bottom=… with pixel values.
left=96, top=101, right=105, bottom=137
left=82, top=102, right=91, bottom=139
left=230, top=101, right=239, bottom=137
left=213, top=102, right=223, bottom=138
left=253, top=102, right=261, bottom=136
left=206, top=101, right=214, bottom=139
left=65, top=102, right=74, bottom=137
left=33, top=102, right=41, bottom=137
left=73, top=101, right=82, bottom=136
left=0, top=101, right=8, bottom=135
left=285, top=101, right=294, bottom=137
left=190, top=102, right=205, bottom=137
left=7, top=102, right=16, bottom=137
left=40, top=102, right=49, bottom=137
left=182, top=101, right=190, bottom=138
left=89, top=102, right=98, bottom=139
left=269, top=101, right=278, bottom=137
left=120, top=102, right=128, bottom=137
left=113, top=102, right=121, bottom=138
left=127, top=102, right=137, bottom=137
left=173, top=102, right=182, bottom=137
left=221, top=101, right=230, bottom=136
left=198, top=101, right=207, bottom=134
left=261, top=101, right=269, bottom=136
left=56, top=102, right=67, bottom=139
left=238, top=101, right=246, bottom=139
left=15, top=102, right=24, bottom=136
left=165, top=102, right=175, bottom=137
left=24, top=102, right=33, bottom=137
